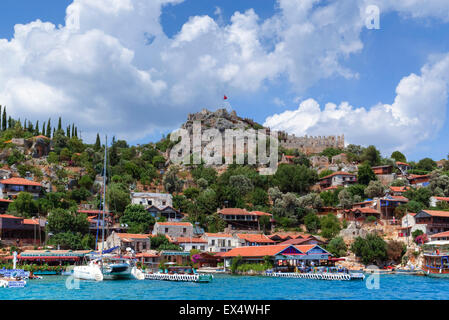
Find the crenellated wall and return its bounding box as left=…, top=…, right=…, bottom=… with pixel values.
left=279, top=133, right=345, bottom=154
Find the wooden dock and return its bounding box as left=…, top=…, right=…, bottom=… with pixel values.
left=144, top=273, right=213, bottom=283
left=265, top=272, right=365, bottom=281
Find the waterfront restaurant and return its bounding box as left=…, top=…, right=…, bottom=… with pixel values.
left=221, top=244, right=333, bottom=272
left=18, top=250, right=91, bottom=266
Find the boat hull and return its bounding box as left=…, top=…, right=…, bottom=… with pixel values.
left=423, top=268, right=449, bottom=278
left=73, top=265, right=103, bottom=281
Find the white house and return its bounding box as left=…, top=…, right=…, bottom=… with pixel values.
left=173, top=237, right=208, bottom=252
left=430, top=196, right=449, bottom=208
left=201, top=233, right=242, bottom=253
left=131, top=192, right=172, bottom=209
left=399, top=212, right=426, bottom=238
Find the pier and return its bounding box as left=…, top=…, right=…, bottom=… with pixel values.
left=144, top=273, right=213, bottom=283
left=265, top=272, right=365, bottom=281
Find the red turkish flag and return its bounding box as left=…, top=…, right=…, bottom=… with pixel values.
left=224, top=95, right=228, bottom=100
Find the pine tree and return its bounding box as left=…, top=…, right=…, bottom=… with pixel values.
left=46, top=118, right=51, bottom=138
left=2, top=107, right=6, bottom=131
left=95, top=133, right=101, bottom=150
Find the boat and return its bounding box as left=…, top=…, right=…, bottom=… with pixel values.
left=422, top=240, right=449, bottom=278
left=72, top=137, right=136, bottom=281
left=73, top=254, right=137, bottom=281
left=144, top=266, right=213, bottom=283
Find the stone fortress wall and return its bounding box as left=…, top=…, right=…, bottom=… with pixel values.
left=279, top=132, right=345, bottom=155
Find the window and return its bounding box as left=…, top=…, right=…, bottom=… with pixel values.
left=211, top=240, right=215, bottom=246
left=200, top=246, right=205, bottom=250
left=165, top=228, right=168, bottom=233
left=148, top=200, right=152, bottom=205
left=162, top=201, right=166, bottom=206
left=183, top=228, right=186, bottom=233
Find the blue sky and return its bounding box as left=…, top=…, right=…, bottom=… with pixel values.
left=0, top=0, right=449, bottom=162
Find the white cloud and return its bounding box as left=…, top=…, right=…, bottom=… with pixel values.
left=264, top=53, right=449, bottom=154
left=0, top=0, right=448, bottom=144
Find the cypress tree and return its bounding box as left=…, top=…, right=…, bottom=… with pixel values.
left=66, top=126, right=70, bottom=137
left=2, top=107, right=6, bottom=131
left=35, top=120, right=39, bottom=135
left=57, top=117, right=62, bottom=132
left=95, top=133, right=101, bottom=150
left=8, top=117, right=12, bottom=129
left=75, top=127, right=78, bottom=137
left=52, top=128, right=55, bottom=138
left=46, top=118, right=51, bottom=137
left=0, top=105, right=2, bottom=131
left=71, top=124, right=75, bottom=138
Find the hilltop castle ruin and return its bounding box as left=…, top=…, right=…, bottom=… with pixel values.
left=278, top=132, right=345, bottom=155
left=180, top=109, right=344, bottom=157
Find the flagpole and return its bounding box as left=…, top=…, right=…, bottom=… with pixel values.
left=101, top=136, right=107, bottom=271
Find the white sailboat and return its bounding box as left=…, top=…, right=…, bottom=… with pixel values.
left=73, top=136, right=135, bottom=281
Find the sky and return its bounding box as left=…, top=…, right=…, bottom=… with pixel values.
left=0, top=0, right=449, bottom=162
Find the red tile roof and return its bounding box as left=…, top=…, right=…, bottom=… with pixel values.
left=116, top=233, right=151, bottom=240
left=389, top=186, right=410, bottom=193
left=219, top=208, right=250, bottom=216
left=0, top=177, right=42, bottom=187
left=0, top=199, right=13, bottom=203
left=135, top=252, right=159, bottom=258
left=218, top=208, right=272, bottom=217
left=396, top=161, right=410, bottom=166
left=421, top=210, right=449, bottom=218
left=319, top=171, right=356, bottom=180
left=175, top=237, right=207, bottom=244
left=23, top=219, right=39, bottom=225
left=236, top=234, right=275, bottom=243
left=268, top=232, right=308, bottom=240
left=204, top=233, right=233, bottom=238
left=221, top=244, right=320, bottom=258
left=278, top=238, right=313, bottom=245
left=434, top=197, right=449, bottom=202
left=156, top=222, right=192, bottom=227
left=221, top=245, right=291, bottom=257
left=430, top=231, right=449, bottom=239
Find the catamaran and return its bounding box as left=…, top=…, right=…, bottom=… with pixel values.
left=73, top=136, right=140, bottom=281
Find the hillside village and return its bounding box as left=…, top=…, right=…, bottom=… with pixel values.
left=0, top=105, right=449, bottom=273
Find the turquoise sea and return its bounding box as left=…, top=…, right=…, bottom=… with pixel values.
left=0, top=274, right=448, bottom=300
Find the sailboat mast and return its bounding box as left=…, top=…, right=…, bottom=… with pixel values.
left=101, top=136, right=108, bottom=261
